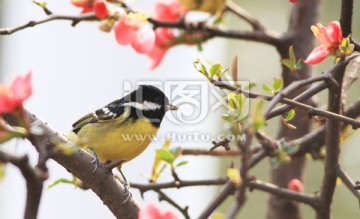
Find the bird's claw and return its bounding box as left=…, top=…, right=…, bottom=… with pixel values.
left=87, top=148, right=100, bottom=173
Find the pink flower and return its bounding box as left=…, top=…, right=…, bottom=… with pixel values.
left=93, top=0, right=110, bottom=19
left=71, top=0, right=95, bottom=13
left=138, top=203, right=178, bottom=219
left=114, top=15, right=156, bottom=54
left=304, top=21, right=343, bottom=64
left=132, top=25, right=156, bottom=54
left=153, top=0, right=186, bottom=22
left=0, top=71, right=32, bottom=113
left=147, top=28, right=174, bottom=69
left=287, top=178, right=304, bottom=192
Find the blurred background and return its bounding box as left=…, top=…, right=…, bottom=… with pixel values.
left=0, top=0, right=359, bottom=218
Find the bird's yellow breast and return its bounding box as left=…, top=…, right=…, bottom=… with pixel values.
left=69, top=118, right=159, bottom=164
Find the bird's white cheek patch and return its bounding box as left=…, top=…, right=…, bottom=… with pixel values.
left=143, top=101, right=161, bottom=111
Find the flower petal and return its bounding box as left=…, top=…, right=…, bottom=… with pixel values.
left=131, top=25, right=155, bottom=54
left=153, top=0, right=185, bottom=22
left=326, top=21, right=342, bottom=43
left=93, top=0, right=110, bottom=19
left=10, top=70, right=32, bottom=104
left=304, top=46, right=329, bottom=65
left=147, top=45, right=168, bottom=70
left=114, top=18, right=136, bottom=46
left=138, top=203, right=164, bottom=219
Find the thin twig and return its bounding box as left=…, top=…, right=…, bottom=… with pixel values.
left=156, top=190, right=190, bottom=219
left=198, top=180, right=235, bottom=219
left=248, top=179, right=318, bottom=208
left=131, top=178, right=227, bottom=192
left=263, top=74, right=328, bottom=118
left=209, top=138, right=230, bottom=151
left=225, top=1, right=266, bottom=31
left=0, top=13, right=97, bottom=35
left=336, top=166, right=360, bottom=202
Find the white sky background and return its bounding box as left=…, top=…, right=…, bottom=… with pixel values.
left=0, top=1, right=229, bottom=218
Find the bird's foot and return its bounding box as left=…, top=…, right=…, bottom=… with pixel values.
left=104, top=160, right=124, bottom=172
left=114, top=169, right=132, bottom=205
left=87, top=148, right=99, bottom=173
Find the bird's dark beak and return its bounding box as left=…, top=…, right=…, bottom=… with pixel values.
left=166, top=104, right=178, bottom=111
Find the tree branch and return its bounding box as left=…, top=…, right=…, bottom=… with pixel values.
left=317, top=58, right=347, bottom=219
left=3, top=109, right=140, bottom=219
left=340, top=0, right=353, bottom=37
left=225, top=1, right=266, bottom=32
left=336, top=166, right=360, bottom=202
left=0, top=13, right=97, bottom=35
left=249, top=179, right=318, bottom=208
left=0, top=151, right=46, bottom=219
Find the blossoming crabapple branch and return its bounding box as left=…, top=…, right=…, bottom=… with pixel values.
left=263, top=54, right=359, bottom=120
left=0, top=150, right=46, bottom=219
left=212, top=73, right=360, bottom=129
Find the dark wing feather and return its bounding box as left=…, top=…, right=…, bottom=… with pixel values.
left=72, top=99, right=128, bottom=133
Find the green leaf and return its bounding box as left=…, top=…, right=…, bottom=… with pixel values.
left=152, top=140, right=171, bottom=181
left=152, top=164, right=167, bottom=182
left=176, top=161, right=189, bottom=168
left=251, top=100, right=266, bottom=131
left=280, top=59, right=294, bottom=69
left=48, top=178, right=77, bottom=189
left=262, top=84, right=273, bottom=95
left=209, top=63, right=222, bottom=77
left=272, top=79, right=283, bottom=92
left=289, top=45, right=296, bottom=63
left=193, top=59, right=208, bottom=77
left=156, top=149, right=175, bottom=164
left=227, top=93, right=246, bottom=114
left=283, top=109, right=296, bottom=121
left=33, top=0, right=47, bottom=8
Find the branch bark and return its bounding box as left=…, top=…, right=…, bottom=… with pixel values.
left=4, top=110, right=140, bottom=219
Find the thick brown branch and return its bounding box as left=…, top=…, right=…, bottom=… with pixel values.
left=148, top=18, right=281, bottom=45
left=317, top=58, right=347, bottom=219
left=4, top=110, right=140, bottom=219
left=0, top=151, right=45, bottom=219
left=340, top=0, right=354, bottom=37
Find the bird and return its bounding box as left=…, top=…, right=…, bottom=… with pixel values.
left=66, top=85, right=178, bottom=198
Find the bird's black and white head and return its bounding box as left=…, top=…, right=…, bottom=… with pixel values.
left=124, top=85, right=177, bottom=127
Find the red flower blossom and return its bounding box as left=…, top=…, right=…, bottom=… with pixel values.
left=304, top=21, right=343, bottom=64
left=93, top=0, right=110, bottom=19
left=0, top=71, right=32, bottom=113
left=138, top=203, right=178, bottom=219
left=114, top=14, right=156, bottom=54
left=287, top=178, right=304, bottom=192
left=71, top=0, right=95, bottom=13
left=153, top=0, right=186, bottom=22
left=147, top=28, right=174, bottom=69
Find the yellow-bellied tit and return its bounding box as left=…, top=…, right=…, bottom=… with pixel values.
left=66, top=85, right=178, bottom=193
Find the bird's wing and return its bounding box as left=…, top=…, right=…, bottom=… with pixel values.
left=72, top=99, right=129, bottom=133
